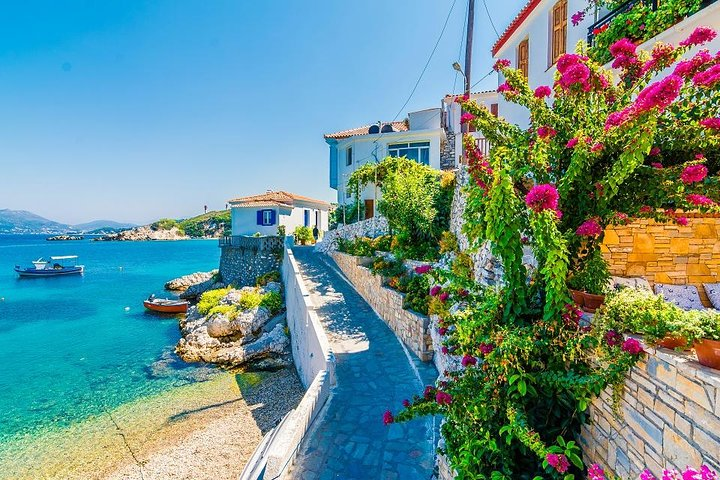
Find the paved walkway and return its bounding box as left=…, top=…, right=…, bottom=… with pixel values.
left=288, top=247, right=438, bottom=480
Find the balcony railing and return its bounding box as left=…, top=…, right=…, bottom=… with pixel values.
left=219, top=235, right=284, bottom=251
left=587, top=0, right=718, bottom=46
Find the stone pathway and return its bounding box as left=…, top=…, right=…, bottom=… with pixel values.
left=288, top=247, right=438, bottom=480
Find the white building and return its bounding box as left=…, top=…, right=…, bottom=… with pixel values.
left=492, top=0, right=720, bottom=128
left=325, top=108, right=444, bottom=213
left=228, top=191, right=329, bottom=236
left=441, top=90, right=499, bottom=163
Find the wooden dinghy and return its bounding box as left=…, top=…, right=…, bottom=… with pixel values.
left=143, top=296, right=189, bottom=313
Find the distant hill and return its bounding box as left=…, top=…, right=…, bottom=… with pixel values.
left=96, top=210, right=231, bottom=241
left=0, top=209, right=137, bottom=235
left=0, top=209, right=70, bottom=234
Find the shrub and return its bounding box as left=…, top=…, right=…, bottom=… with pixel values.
left=399, top=275, right=430, bottom=315
left=256, top=270, right=281, bottom=287
left=371, top=235, right=393, bottom=252
left=260, top=291, right=283, bottom=315
left=371, top=256, right=407, bottom=278
left=152, top=218, right=182, bottom=232
left=439, top=231, right=459, bottom=254
left=197, top=287, right=232, bottom=315
left=277, top=225, right=286, bottom=237
left=451, top=252, right=474, bottom=282
left=178, top=210, right=231, bottom=237
left=568, top=250, right=611, bottom=295
left=238, top=289, right=264, bottom=310
left=207, top=304, right=239, bottom=320
left=294, top=226, right=314, bottom=245
left=336, top=237, right=375, bottom=257
left=688, top=309, right=720, bottom=342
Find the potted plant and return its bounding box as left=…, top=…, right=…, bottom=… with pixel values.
left=690, top=310, right=720, bottom=370
left=293, top=226, right=314, bottom=246
left=567, top=250, right=611, bottom=313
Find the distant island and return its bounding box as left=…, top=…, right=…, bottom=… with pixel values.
left=47, top=235, right=84, bottom=241
left=0, top=209, right=136, bottom=235
left=94, top=210, right=231, bottom=241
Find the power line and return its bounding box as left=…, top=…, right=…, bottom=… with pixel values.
left=481, top=0, right=500, bottom=38
left=470, top=69, right=495, bottom=90
left=452, top=0, right=469, bottom=94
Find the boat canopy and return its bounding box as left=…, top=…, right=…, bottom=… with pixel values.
left=50, top=255, right=78, bottom=260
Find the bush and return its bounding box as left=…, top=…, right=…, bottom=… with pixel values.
left=371, top=256, right=407, bottom=278
left=294, top=226, right=314, bottom=245
left=178, top=210, right=231, bottom=237
left=197, top=287, right=232, bottom=315
left=398, top=275, right=430, bottom=315
left=568, top=250, right=611, bottom=295
left=238, top=289, right=264, bottom=310
left=277, top=225, right=286, bottom=237
left=260, top=291, right=283, bottom=315
left=207, top=304, right=239, bottom=319
left=336, top=237, right=375, bottom=257
left=451, top=252, right=474, bottom=282
left=256, top=270, right=281, bottom=287
left=439, top=231, right=459, bottom=254
left=371, top=235, right=393, bottom=252
left=152, top=218, right=182, bottom=232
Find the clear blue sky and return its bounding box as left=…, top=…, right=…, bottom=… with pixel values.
left=0, top=0, right=526, bottom=225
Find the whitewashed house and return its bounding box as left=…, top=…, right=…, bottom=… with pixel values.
left=492, top=0, right=720, bottom=128
left=441, top=90, right=499, bottom=166
left=228, top=191, right=329, bottom=236
left=325, top=108, right=443, bottom=215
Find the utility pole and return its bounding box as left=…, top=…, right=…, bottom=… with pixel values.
left=460, top=0, right=475, bottom=165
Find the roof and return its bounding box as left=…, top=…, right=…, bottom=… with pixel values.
left=492, top=0, right=542, bottom=56
left=324, top=121, right=409, bottom=140
left=229, top=191, right=330, bottom=209
left=443, top=90, right=497, bottom=99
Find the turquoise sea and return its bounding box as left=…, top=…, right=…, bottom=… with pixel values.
left=0, top=235, right=221, bottom=458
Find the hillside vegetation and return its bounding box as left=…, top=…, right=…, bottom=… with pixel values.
left=151, top=210, right=231, bottom=238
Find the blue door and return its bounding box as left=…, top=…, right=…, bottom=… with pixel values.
left=304, top=210, right=310, bottom=227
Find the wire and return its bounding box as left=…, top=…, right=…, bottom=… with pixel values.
left=452, top=0, right=469, bottom=94
left=470, top=68, right=495, bottom=90
left=481, top=0, right=501, bottom=38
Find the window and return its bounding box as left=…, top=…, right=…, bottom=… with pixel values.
left=304, top=209, right=310, bottom=227
left=517, top=39, right=529, bottom=79
left=388, top=141, right=431, bottom=165
left=490, top=103, right=499, bottom=117
left=257, top=209, right=275, bottom=226
left=346, top=147, right=353, bottom=166
left=551, top=0, right=567, bottom=65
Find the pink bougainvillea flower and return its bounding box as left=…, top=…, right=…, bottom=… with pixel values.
left=591, top=142, right=604, bottom=153
left=497, top=82, right=515, bottom=93
left=676, top=216, right=689, bottom=226
left=458, top=288, right=469, bottom=297
left=639, top=205, right=653, bottom=213
left=534, top=85, right=552, bottom=98
left=571, top=10, right=585, bottom=26
left=662, top=469, right=681, bottom=480
left=642, top=43, right=676, bottom=74
left=438, top=291, right=450, bottom=303
left=693, top=64, right=720, bottom=88
left=546, top=453, right=570, bottom=473
left=402, top=399, right=410, bottom=407
left=460, top=112, right=475, bottom=124
left=423, top=385, right=435, bottom=399
left=461, top=354, right=477, bottom=368
left=680, top=26, right=717, bottom=47
left=622, top=338, right=644, bottom=355
left=566, top=137, right=579, bottom=149
left=556, top=53, right=588, bottom=73
left=560, top=63, right=591, bottom=89
left=701, top=118, right=720, bottom=129
left=700, top=465, right=718, bottom=479
left=435, top=391, right=452, bottom=405
left=429, top=285, right=442, bottom=296
left=635, top=75, right=683, bottom=113
left=525, top=184, right=559, bottom=213
left=674, top=50, right=713, bottom=78
left=414, top=264, right=431, bottom=274
left=639, top=469, right=656, bottom=480
left=479, top=342, right=495, bottom=355
left=605, top=108, right=634, bottom=130
left=610, top=38, right=638, bottom=69
left=588, top=464, right=606, bottom=480
left=438, top=327, right=448, bottom=336
left=650, top=146, right=661, bottom=156
left=687, top=194, right=714, bottom=206
left=605, top=329, right=623, bottom=347
left=614, top=212, right=630, bottom=225
left=493, top=58, right=511, bottom=71
left=576, top=219, right=603, bottom=237
left=537, top=126, right=557, bottom=139
left=441, top=346, right=449, bottom=355
left=651, top=162, right=664, bottom=169
left=383, top=410, right=394, bottom=425
left=681, top=164, right=708, bottom=184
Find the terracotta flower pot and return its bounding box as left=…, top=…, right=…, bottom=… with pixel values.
left=657, top=335, right=688, bottom=350
left=582, top=293, right=605, bottom=313
left=570, top=289, right=585, bottom=308
left=694, top=338, right=720, bottom=370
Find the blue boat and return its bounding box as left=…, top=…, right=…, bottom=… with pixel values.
left=15, top=256, right=84, bottom=277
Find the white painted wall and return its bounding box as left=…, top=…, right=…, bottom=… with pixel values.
left=231, top=203, right=329, bottom=236
left=443, top=91, right=499, bottom=159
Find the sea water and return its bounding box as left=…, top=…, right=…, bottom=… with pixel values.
left=0, top=235, right=221, bottom=457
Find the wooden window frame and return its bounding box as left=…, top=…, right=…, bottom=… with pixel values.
left=550, top=0, right=568, bottom=67
left=517, top=38, right=529, bottom=79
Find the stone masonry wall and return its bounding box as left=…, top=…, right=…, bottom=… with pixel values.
left=331, top=251, right=434, bottom=362
left=581, top=340, right=720, bottom=477
left=219, top=236, right=284, bottom=287
left=602, top=214, right=720, bottom=307
left=314, top=216, right=389, bottom=254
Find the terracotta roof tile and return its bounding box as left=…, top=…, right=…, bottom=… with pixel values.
left=229, top=191, right=330, bottom=208
left=492, top=0, right=542, bottom=56
left=324, top=121, right=408, bottom=140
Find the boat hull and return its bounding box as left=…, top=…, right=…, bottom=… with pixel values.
left=143, top=300, right=188, bottom=314
left=15, top=266, right=84, bottom=277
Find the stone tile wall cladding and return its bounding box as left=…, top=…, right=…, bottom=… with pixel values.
left=440, top=132, right=457, bottom=171
left=218, top=235, right=284, bottom=287
left=602, top=214, right=720, bottom=306
left=581, top=343, right=720, bottom=476
left=330, top=251, right=434, bottom=362
left=314, top=216, right=389, bottom=254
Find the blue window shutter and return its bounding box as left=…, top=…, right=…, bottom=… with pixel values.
left=270, top=210, right=277, bottom=225
left=304, top=210, right=310, bottom=227
left=257, top=210, right=263, bottom=225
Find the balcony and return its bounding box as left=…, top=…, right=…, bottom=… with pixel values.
left=219, top=235, right=284, bottom=251
left=587, top=0, right=718, bottom=47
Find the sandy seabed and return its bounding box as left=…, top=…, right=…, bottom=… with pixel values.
left=0, top=368, right=304, bottom=480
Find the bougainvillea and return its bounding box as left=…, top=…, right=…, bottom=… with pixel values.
left=388, top=31, right=720, bottom=479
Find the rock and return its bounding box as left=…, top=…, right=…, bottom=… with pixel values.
left=206, top=307, right=271, bottom=339
left=93, top=225, right=189, bottom=242
left=165, top=270, right=218, bottom=291
left=180, top=278, right=225, bottom=300
left=261, top=281, right=282, bottom=294
left=46, top=235, right=84, bottom=241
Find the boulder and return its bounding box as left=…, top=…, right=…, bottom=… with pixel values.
left=165, top=270, right=218, bottom=291
left=205, top=307, right=271, bottom=339
left=180, top=278, right=225, bottom=300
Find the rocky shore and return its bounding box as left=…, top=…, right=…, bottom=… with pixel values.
left=94, top=225, right=189, bottom=241
left=46, top=235, right=84, bottom=241
left=165, top=270, right=218, bottom=291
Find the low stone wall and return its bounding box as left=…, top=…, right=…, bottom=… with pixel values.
left=240, top=246, right=335, bottom=480
left=218, top=235, right=284, bottom=287
left=330, top=251, right=433, bottom=362
left=581, top=340, right=720, bottom=476
left=602, top=214, right=720, bottom=307
left=314, top=216, right=389, bottom=254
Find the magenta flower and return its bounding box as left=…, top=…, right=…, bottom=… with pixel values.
left=610, top=38, right=638, bottom=69
left=681, top=164, right=708, bottom=184
left=414, top=264, right=431, bottom=274
left=566, top=137, right=579, bottom=149
left=639, top=469, right=656, bottom=480
left=687, top=194, right=714, bottom=206
left=497, top=82, right=515, bottom=93
left=525, top=184, right=559, bottom=213
left=402, top=399, right=410, bottom=407
left=479, top=342, right=495, bottom=355
left=605, top=108, right=633, bottom=130
left=635, top=75, right=683, bottom=113
left=435, top=390, right=452, bottom=405
left=560, top=63, right=591, bottom=89
left=537, top=126, right=557, bottom=139
left=546, top=453, right=570, bottom=473
left=643, top=43, right=677, bottom=74
left=622, top=338, right=643, bottom=355
left=576, top=219, right=603, bottom=237
left=650, top=146, right=661, bottom=156
left=534, top=85, right=552, bottom=98
left=441, top=346, right=449, bottom=355
left=439, top=291, right=450, bottom=303
left=605, top=330, right=623, bottom=347
left=701, top=118, right=720, bottom=129
left=674, top=50, right=713, bottom=78
left=556, top=53, right=588, bottom=73
left=429, top=285, right=442, bottom=296
left=571, top=10, right=585, bottom=26
left=680, top=26, right=717, bottom=47
left=423, top=385, right=435, bottom=399
left=383, top=410, right=394, bottom=425
left=693, top=64, right=720, bottom=88
left=676, top=216, right=689, bottom=226
left=461, top=354, right=477, bottom=367
left=493, top=59, right=510, bottom=71
left=460, top=112, right=475, bottom=124
left=651, top=162, right=663, bottom=169
left=591, top=142, right=604, bottom=153
left=588, top=464, right=605, bottom=480
left=438, top=327, right=448, bottom=335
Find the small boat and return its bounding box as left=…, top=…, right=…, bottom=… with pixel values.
left=143, top=296, right=189, bottom=314
left=15, top=256, right=84, bottom=277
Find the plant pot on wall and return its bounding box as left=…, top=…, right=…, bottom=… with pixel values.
left=582, top=293, right=605, bottom=313
left=570, top=289, right=585, bottom=308
left=657, top=335, right=688, bottom=350
left=694, top=339, right=720, bottom=370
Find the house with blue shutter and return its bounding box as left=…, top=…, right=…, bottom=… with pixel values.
left=227, top=190, right=330, bottom=236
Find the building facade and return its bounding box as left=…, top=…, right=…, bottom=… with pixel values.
left=228, top=191, right=329, bottom=236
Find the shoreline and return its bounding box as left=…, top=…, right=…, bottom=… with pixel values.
left=0, top=368, right=304, bottom=480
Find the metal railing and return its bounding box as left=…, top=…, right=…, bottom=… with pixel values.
left=218, top=235, right=284, bottom=251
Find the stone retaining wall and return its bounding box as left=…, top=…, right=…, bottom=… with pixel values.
left=314, top=216, right=389, bottom=254
left=330, top=251, right=433, bottom=362
left=581, top=340, right=720, bottom=477
left=218, top=235, right=284, bottom=287
left=602, top=214, right=720, bottom=307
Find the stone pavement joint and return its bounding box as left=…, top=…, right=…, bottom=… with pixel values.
left=287, top=247, right=438, bottom=480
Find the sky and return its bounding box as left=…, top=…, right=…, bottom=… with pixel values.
left=0, top=0, right=527, bottom=225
